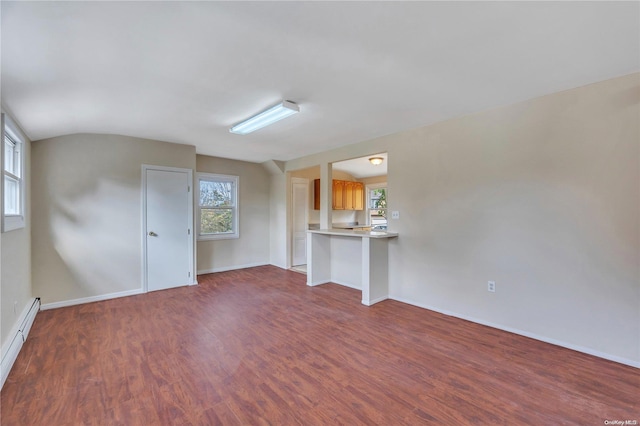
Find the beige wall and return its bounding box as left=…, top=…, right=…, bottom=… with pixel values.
left=31, top=134, right=196, bottom=305
left=1, top=111, right=32, bottom=350
left=8, top=72, right=639, bottom=366
left=360, top=175, right=387, bottom=186
left=281, top=73, right=640, bottom=365
left=289, top=166, right=319, bottom=224
left=264, top=161, right=287, bottom=269
left=196, top=155, right=270, bottom=273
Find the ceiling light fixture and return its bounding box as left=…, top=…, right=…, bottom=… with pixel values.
left=230, top=100, right=299, bottom=135
left=369, top=157, right=384, bottom=166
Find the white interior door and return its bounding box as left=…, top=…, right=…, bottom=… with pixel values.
left=144, top=166, right=193, bottom=292
left=292, top=178, right=309, bottom=266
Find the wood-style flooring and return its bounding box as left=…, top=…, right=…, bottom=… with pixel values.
left=1, top=266, right=638, bottom=425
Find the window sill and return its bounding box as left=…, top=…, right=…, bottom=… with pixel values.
left=198, top=233, right=239, bottom=241
left=3, top=215, right=25, bottom=232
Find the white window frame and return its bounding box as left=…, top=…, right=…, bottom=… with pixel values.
left=366, top=182, right=387, bottom=228
left=2, top=113, right=26, bottom=233
left=197, top=173, right=239, bottom=240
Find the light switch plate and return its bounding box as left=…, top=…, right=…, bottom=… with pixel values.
left=391, top=211, right=400, bottom=219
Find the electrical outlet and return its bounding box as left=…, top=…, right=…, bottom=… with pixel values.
left=391, top=211, right=400, bottom=219
left=488, top=281, right=496, bottom=292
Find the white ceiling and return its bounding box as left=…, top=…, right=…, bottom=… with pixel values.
left=1, top=2, right=638, bottom=163
left=333, top=153, right=387, bottom=179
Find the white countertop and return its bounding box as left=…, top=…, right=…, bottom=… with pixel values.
left=307, top=229, right=398, bottom=238
left=330, top=223, right=370, bottom=230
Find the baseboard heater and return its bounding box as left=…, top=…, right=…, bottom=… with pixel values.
left=0, top=297, right=40, bottom=389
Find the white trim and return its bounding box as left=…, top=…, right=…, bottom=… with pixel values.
left=40, top=289, right=144, bottom=311
left=1, top=334, right=22, bottom=390
left=198, top=232, right=239, bottom=241
left=141, top=165, right=195, bottom=293
left=1, top=298, right=40, bottom=389
left=289, top=267, right=307, bottom=275
left=362, top=295, right=388, bottom=306
left=330, top=279, right=361, bottom=290
left=365, top=182, right=387, bottom=228
left=290, top=177, right=309, bottom=268
left=270, top=262, right=288, bottom=270
left=20, top=299, right=39, bottom=339
left=390, top=295, right=640, bottom=369
left=196, top=172, right=239, bottom=241
left=197, top=262, right=268, bottom=275
left=306, top=279, right=362, bottom=290
left=3, top=215, right=24, bottom=232
left=1, top=113, right=26, bottom=233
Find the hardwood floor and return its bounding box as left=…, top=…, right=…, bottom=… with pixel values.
left=1, top=266, right=638, bottom=425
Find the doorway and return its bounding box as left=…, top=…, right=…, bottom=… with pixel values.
left=142, top=165, right=195, bottom=292
left=291, top=177, right=309, bottom=269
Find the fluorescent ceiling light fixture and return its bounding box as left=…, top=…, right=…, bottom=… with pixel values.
left=369, top=157, right=384, bottom=165
left=230, top=100, right=299, bottom=135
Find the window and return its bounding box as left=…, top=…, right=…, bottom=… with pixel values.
left=2, top=114, right=25, bottom=232
left=367, top=184, right=387, bottom=230
left=197, top=173, right=239, bottom=240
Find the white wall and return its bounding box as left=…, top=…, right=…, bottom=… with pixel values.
left=0, top=111, right=32, bottom=351
left=330, top=236, right=362, bottom=289
left=31, top=134, right=196, bottom=305
left=196, top=155, right=270, bottom=273
left=281, top=73, right=640, bottom=365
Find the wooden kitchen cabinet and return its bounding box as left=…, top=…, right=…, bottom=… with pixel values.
left=353, top=182, right=364, bottom=210
left=343, top=181, right=365, bottom=211
left=344, top=181, right=355, bottom=210
left=314, top=179, right=365, bottom=211
left=333, top=180, right=345, bottom=210
left=314, top=179, right=320, bottom=210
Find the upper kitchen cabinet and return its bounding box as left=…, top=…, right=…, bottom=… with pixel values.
left=332, top=179, right=345, bottom=210
left=344, top=181, right=354, bottom=210
left=344, top=181, right=364, bottom=210
left=313, top=152, right=387, bottom=211
left=314, top=179, right=320, bottom=210
left=314, top=179, right=364, bottom=211
left=353, top=182, right=364, bottom=210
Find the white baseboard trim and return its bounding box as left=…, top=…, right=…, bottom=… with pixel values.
left=1, top=297, right=40, bottom=389
left=330, top=279, right=361, bottom=291
left=307, top=279, right=362, bottom=290
left=40, top=288, right=144, bottom=311
left=390, top=295, right=640, bottom=369
left=270, top=262, right=287, bottom=270
left=197, top=262, right=268, bottom=275
left=362, top=295, right=388, bottom=306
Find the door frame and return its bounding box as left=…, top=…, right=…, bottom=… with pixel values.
left=291, top=177, right=309, bottom=267
left=141, top=164, right=195, bottom=293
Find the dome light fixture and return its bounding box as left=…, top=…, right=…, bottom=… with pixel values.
left=369, top=157, right=384, bottom=166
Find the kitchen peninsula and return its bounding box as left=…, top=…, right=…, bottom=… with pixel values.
left=306, top=228, right=398, bottom=306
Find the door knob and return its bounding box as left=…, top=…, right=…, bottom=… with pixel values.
left=148, top=231, right=158, bottom=237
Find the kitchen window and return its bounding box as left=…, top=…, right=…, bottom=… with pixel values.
left=2, top=114, right=25, bottom=232
left=367, top=183, right=387, bottom=230
left=197, top=173, right=239, bottom=240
